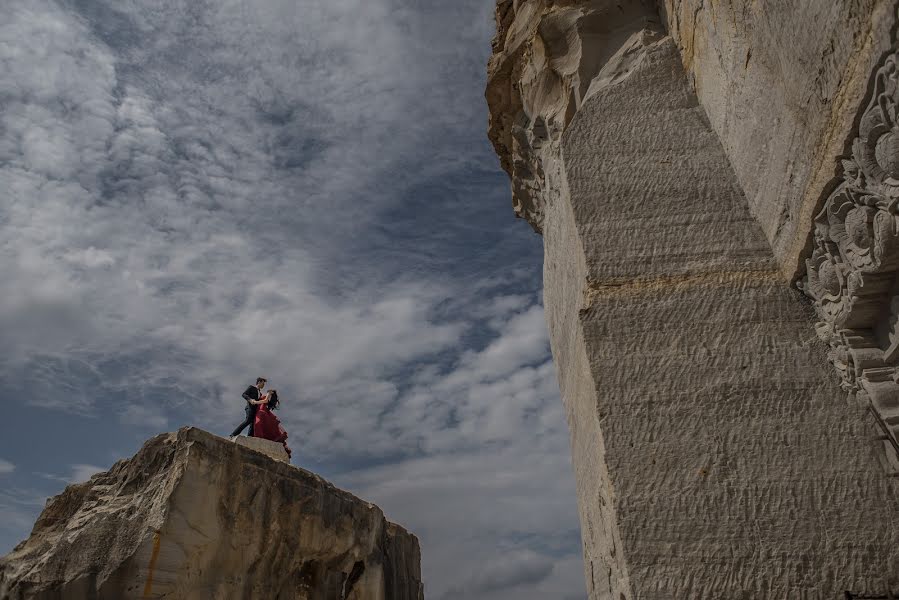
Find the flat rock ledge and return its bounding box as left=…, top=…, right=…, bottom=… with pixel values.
left=234, top=434, right=290, bottom=463
left=0, top=427, right=424, bottom=600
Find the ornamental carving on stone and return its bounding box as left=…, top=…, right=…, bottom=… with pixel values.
left=803, top=51, right=899, bottom=466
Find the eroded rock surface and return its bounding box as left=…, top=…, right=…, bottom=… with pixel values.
left=488, top=1, right=899, bottom=598
left=0, top=428, right=424, bottom=600
left=487, top=0, right=663, bottom=232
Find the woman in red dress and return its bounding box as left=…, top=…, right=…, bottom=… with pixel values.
left=253, top=390, right=292, bottom=459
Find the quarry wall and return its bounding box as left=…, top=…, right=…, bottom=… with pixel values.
left=487, top=1, right=899, bottom=598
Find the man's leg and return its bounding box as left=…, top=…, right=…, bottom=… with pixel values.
left=230, top=405, right=254, bottom=437
left=248, top=406, right=257, bottom=437
left=230, top=415, right=251, bottom=437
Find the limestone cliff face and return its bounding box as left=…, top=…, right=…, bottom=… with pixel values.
left=487, top=0, right=663, bottom=232
left=0, top=428, right=424, bottom=600
left=659, top=0, right=897, bottom=278
left=488, top=1, right=899, bottom=598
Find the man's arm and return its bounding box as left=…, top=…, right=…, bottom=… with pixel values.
left=241, top=386, right=256, bottom=405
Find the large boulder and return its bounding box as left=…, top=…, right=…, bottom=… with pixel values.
left=0, top=427, right=424, bottom=600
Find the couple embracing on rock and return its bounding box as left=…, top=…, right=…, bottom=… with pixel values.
left=230, top=376, right=292, bottom=458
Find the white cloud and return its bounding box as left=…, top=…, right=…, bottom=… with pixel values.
left=37, top=463, right=108, bottom=485
left=0, top=0, right=483, bottom=419
left=337, top=398, right=583, bottom=600
left=119, top=403, right=168, bottom=430
left=0, top=487, right=47, bottom=541
left=326, top=304, right=584, bottom=599
left=0, top=460, right=15, bottom=475
left=439, top=551, right=555, bottom=599
left=69, top=464, right=106, bottom=483
left=63, top=247, right=116, bottom=269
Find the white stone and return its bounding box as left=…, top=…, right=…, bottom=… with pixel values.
left=487, top=1, right=899, bottom=597
left=0, top=428, right=424, bottom=600
left=233, top=434, right=289, bottom=463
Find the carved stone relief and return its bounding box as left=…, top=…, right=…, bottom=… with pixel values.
left=802, top=50, right=899, bottom=470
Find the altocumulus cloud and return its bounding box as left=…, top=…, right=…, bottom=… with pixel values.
left=0, top=1, right=586, bottom=598
left=439, top=551, right=555, bottom=599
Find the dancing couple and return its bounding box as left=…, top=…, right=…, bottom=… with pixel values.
left=230, top=377, right=291, bottom=458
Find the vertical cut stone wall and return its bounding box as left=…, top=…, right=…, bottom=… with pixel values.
left=487, top=2, right=899, bottom=598
left=559, top=36, right=899, bottom=598
left=543, top=152, right=633, bottom=598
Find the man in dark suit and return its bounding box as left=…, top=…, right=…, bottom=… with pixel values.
left=230, top=377, right=266, bottom=438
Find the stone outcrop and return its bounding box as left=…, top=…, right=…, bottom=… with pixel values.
left=0, top=428, right=424, bottom=600
left=235, top=433, right=291, bottom=462
left=487, top=1, right=899, bottom=598
left=486, top=0, right=663, bottom=232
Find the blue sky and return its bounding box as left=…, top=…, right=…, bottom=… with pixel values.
left=0, top=1, right=585, bottom=598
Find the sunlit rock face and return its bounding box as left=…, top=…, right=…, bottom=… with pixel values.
left=658, top=0, right=898, bottom=278
left=0, top=428, right=424, bottom=600
left=487, top=1, right=899, bottom=598
left=486, top=0, right=663, bottom=233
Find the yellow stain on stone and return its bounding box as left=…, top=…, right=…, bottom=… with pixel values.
left=142, top=530, right=162, bottom=599
left=786, top=10, right=881, bottom=283
left=582, top=268, right=782, bottom=308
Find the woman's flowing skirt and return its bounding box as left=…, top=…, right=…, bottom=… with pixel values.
left=253, top=405, right=292, bottom=458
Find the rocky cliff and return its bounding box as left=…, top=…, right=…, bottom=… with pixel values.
left=487, top=1, right=899, bottom=598
left=0, top=428, right=424, bottom=600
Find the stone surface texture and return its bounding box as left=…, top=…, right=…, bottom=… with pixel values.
left=659, top=0, right=897, bottom=279
left=487, top=1, right=899, bottom=598
left=0, top=428, right=424, bottom=600
left=235, top=434, right=290, bottom=463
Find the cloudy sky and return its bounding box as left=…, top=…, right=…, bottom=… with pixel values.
left=0, top=1, right=585, bottom=598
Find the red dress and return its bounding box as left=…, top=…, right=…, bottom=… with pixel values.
left=253, top=401, right=292, bottom=458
